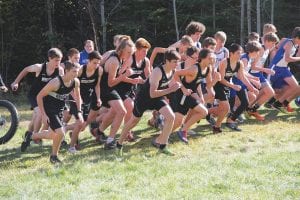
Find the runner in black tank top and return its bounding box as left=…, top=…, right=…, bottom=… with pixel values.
left=118, top=49, right=181, bottom=156
left=211, top=44, right=256, bottom=132
left=117, top=44, right=151, bottom=142
left=78, top=59, right=101, bottom=121
left=171, top=48, right=212, bottom=143
left=21, top=62, right=81, bottom=163
left=29, top=62, right=60, bottom=108
left=97, top=38, right=136, bottom=150
left=13, top=48, right=64, bottom=151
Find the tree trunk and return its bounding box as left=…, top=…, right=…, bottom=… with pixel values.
left=172, top=0, right=179, bottom=41
left=46, top=0, right=54, bottom=46
left=100, top=0, right=106, bottom=52
left=271, top=0, right=274, bottom=24
left=213, top=0, right=216, bottom=31
left=240, top=0, right=245, bottom=45
left=86, top=0, right=99, bottom=51
left=256, top=0, right=261, bottom=35
left=247, top=0, right=251, bottom=34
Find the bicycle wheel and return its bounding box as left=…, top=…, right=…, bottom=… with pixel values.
left=0, top=100, right=19, bottom=144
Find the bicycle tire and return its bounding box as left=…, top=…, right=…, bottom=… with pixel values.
left=0, top=100, right=19, bottom=144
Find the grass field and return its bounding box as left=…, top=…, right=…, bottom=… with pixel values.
left=0, top=95, right=299, bottom=199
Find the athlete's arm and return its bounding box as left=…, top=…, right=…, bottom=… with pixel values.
left=11, top=64, right=43, bottom=91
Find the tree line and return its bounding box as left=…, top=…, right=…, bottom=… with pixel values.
left=0, top=0, right=299, bottom=84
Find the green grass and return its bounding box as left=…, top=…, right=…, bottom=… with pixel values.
left=0, top=102, right=300, bottom=199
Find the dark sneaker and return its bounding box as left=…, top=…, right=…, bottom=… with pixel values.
left=264, top=102, right=273, bottom=109
left=151, top=138, right=160, bottom=148
left=177, top=130, right=188, bottom=144
left=94, top=130, right=107, bottom=144
left=104, top=140, right=116, bottom=150
left=159, top=147, right=175, bottom=156
left=206, top=115, right=216, bottom=126
left=116, top=142, right=123, bottom=156
left=212, top=126, right=222, bottom=134
left=236, top=114, right=245, bottom=123
left=273, top=103, right=287, bottom=113
left=50, top=155, right=62, bottom=164
left=21, top=131, right=32, bottom=152
left=61, top=140, right=68, bottom=148
left=225, top=122, right=242, bottom=131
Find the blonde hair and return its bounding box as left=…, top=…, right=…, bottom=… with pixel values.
left=263, top=23, right=277, bottom=35
left=135, top=38, right=151, bottom=49
left=214, top=31, right=227, bottom=42
left=263, top=32, right=279, bottom=43
left=180, top=35, right=194, bottom=46
left=116, top=37, right=135, bottom=55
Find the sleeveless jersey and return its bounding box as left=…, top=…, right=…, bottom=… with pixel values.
left=116, top=54, right=147, bottom=94
left=100, top=52, right=122, bottom=93
left=275, top=39, right=298, bottom=67
left=140, top=64, right=173, bottom=99
left=182, top=63, right=209, bottom=92
left=29, top=63, right=59, bottom=96
left=78, top=64, right=99, bottom=102
left=224, top=58, right=241, bottom=81
left=44, top=76, right=75, bottom=112
left=215, top=47, right=229, bottom=70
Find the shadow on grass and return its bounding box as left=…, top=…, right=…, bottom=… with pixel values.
left=1, top=107, right=300, bottom=167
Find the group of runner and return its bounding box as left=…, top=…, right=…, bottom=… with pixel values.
left=9, top=21, right=300, bottom=163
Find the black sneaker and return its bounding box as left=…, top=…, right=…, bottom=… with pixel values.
left=206, top=114, right=216, bottom=126
left=50, top=155, right=62, bottom=164
left=212, top=126, right=222, bottom=134
left=21, top=131, right=32, bottom=152
left=104, top=140, right=116, bottom=150
left=116, top=142, right=123, bottom=156
left=98, top=131, right=108, bottom=143
left=94, top=129, right=107, bottom=144
left=272, top=103, right=287, bottom=113
left=225, top=122, right=242, bottom=131
left=61, top=140, right=68, bottom=147
left=151, top=138, right=160, bottom=148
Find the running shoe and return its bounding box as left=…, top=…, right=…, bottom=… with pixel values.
left=177, top=130, right=188, bottom=144
left=104, top=140, right=116, bottom=150
left=225, top=122, right=242, bottom=131
left=247, top=111, right=265, bottom=121
left=159, top=147, right=175, bottom=156
left=50, top=155, right=62, bottom=164
left=21, top=131, right=32, bottom=152
left=212, top=126, right=222, bottom=134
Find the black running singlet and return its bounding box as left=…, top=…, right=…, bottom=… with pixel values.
left=29, top=63, right=59, bottom=96
left=182, top=63, right=209, bottom=92
left=44, top=76, right=76, bottom=112
left=78, top=65, right=99, bottom=102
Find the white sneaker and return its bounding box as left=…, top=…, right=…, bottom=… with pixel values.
left=68, top=147, right=77, bottom=154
